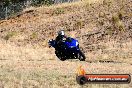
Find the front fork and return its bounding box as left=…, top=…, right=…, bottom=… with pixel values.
left=73, top=49, right=80, bottom=59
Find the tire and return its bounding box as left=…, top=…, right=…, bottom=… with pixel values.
left=55, top=51, right=66, bottom=61
left=78, top=50, right=86, bottom=61
left=76, top=75, right=87, bottom=85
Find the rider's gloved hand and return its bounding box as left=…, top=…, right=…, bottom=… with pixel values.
left=48, top=40, right=52, bottom=48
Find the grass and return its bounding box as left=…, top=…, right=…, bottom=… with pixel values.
left=0, top=61, right=132, bottom=88
left=0, top=0, right=131, bottom=88
left=0, top=40, right=131, bottom=88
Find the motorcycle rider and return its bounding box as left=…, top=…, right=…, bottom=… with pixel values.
left=48, top=30, right=86, bottom=61
left=55, top=30, right=67, bottom=46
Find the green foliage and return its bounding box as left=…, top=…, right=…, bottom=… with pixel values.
left=43, top=0, right=54, bottom=6
left=117, top=21, right=125, bottom=31
left=31, top=0, right=54, bottom=6
left=4, top=31, right=17, bottom=40
left=1, top=0, right=54, bottom=6
left=30, top=32, right=38, bottom=39
left=53, top=8, right=65, bottom=15
left=112, top=13, right=125, bottom=32
left=0, top=0, right=55, bottom=19
left=118, top=11, right=123, bottom=20
left=106, top=27, right=113, bottom=35
left=112, top=14, right=120, bottom=23
left=1, top=0, right=20, bottom=6
left=74, top=20, right=84, bottom=30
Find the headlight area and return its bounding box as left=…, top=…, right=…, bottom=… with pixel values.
left=76, top=42, right=79, bottom=46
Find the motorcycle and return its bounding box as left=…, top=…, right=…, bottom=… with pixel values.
left=48, top=37, right=86, bottom=61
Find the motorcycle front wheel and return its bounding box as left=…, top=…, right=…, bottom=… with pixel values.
left=78, top=50, right=86, bottom=61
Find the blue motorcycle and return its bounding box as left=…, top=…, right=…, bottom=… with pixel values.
left=48, top=37, right=86, bottom=61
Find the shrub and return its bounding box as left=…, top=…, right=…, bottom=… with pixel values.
left=4, top=31, right=17, bottom=40
left=112, top=13, right=125, bottom=32
left=74, top=20, right=84, bottom=30
left=30, top=32, right=38, bottom=39
left=53, top=8, right=65, bottom=15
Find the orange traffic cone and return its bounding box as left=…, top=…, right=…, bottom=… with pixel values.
left=77, top=65, right=86, bottom=76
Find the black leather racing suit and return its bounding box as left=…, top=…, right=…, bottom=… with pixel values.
left=55, top=35, right=67, bottom=49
